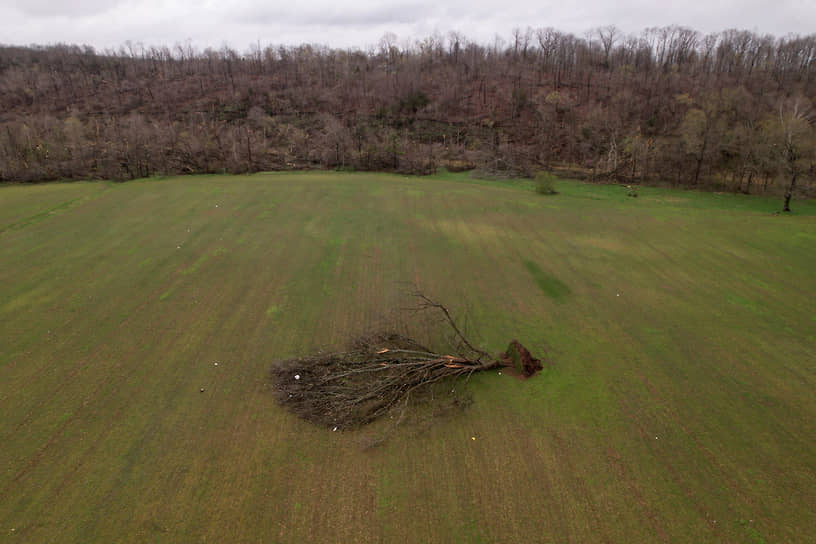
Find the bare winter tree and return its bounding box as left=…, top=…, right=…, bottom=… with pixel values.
left=0, top=27, right=814, bottom=192
left=594, top=25, right=620, bottom=68
left=777, top=98, right=815, bottom=212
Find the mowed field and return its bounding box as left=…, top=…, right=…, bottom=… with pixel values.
left=1, top=172, right=815, bottom=543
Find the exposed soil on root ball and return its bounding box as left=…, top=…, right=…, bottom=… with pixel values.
left=500, top=340, right=543, bottom=378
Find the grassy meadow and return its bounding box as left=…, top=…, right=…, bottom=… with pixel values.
left=1, top=171, right=815, bottom=542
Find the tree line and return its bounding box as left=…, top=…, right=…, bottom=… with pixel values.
left=0, top=26, right=814, bottom=199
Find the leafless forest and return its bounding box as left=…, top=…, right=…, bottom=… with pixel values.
left=1, top=26, right=814, bottom=196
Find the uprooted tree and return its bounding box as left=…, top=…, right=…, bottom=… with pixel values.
left=270, top=294, right=544, bottom=429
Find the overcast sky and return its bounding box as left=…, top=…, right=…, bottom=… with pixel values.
left=0, top=0, right=813, bottom=52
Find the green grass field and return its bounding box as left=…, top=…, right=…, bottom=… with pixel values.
left=1, top=172, right=815, bottom=542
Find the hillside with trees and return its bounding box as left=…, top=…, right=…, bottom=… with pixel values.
left=1, top=26, right=814, bottom=197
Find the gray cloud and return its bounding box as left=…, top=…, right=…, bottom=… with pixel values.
left=7, top=0, right=126, bottom=17
left=233, top=2, right=430, bottom=27
left=0, top=0, right=812, bottom=51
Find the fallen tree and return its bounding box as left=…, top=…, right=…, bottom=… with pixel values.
left=270, top=295, right=543, bottom=429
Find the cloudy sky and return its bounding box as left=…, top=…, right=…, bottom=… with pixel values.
left=0, top=0, right=813, bottom=52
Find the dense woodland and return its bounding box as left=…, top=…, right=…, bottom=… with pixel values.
left=1, top=26, right=815, bottom=200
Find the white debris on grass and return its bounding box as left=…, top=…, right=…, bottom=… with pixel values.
left=332, top=426, right=338, bottom=432
left=294, top=374, right=300, bottom=380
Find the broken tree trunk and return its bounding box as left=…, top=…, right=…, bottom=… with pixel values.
left=270, top=297, right=545, bottom=429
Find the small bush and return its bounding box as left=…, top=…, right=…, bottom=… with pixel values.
left=534, top=172, right=559, bottom=195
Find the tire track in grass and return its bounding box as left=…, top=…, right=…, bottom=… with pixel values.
left=0, top=186, right=111, bottom=237
left=3, top=183, right=239, bottom=412
left=36, top=197, right=283, bottom=536
left=43, top=238, right=239, bottom=496
left=635, top=373, right=757, bottom=510
left=336, top=191, right=377, bottom=341
left=30, top=319, right=180, bottom=510
left=1, top=356, right=146, bottom=505
left=483, top=421, right=572, bottom=540
left=417, top=190, right=525, bottom=345
left=9, top=261, right=188, bottom=435
left=497, top=210, right=564, bottom=315
left=616, top=296, right=813, bottom=515
left=2, top=194, right=252, bottom=495
left=516, top=427, right=614, bottom=542
left=655, top=360, right=815, bottom=515
left=86, top=301, right=250, bottom=535
left=605, top=446, right=670, bottom=542
left=280, top=184, right=344, bottom=354
left=401, top=190, right=422, bottom=291
left=0, top=269, right=192, bottom=501
left=347, top=226, right=377, bottom=342
left=1, top=272, right=177, bottom=443
left=0, top=252, right=126, bottom=375
left=448, top=201, right=536, bottom=318
left=0, top=187, right=119, bottom=296
left=668, top=215, right=803, bottom=295
left=71, top=298, right=234, bottom=539
left=556, top=429, right=612, bottom=541
left=499, top=203, right=588, bottom=313
left=661, top=216, right=813, bottom=342
left=607, top=315, right=765, bottom=521
left=409, top=237, right=421, bottom=289
left=613, top=384, right=728, bottom=540
left=324, top=234, right=352, bottom=347
left=0, top=186, right=196, bottom=383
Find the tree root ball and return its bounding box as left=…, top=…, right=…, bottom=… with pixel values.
left=501, top=340, right=543, bottom=377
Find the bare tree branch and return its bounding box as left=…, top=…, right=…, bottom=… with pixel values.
left=269, top=298, right=543, bottom=429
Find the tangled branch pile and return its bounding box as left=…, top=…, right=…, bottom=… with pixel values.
left=270, top=296, right=543, bottom=429
left=271, top=333, right=500, bottom=428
